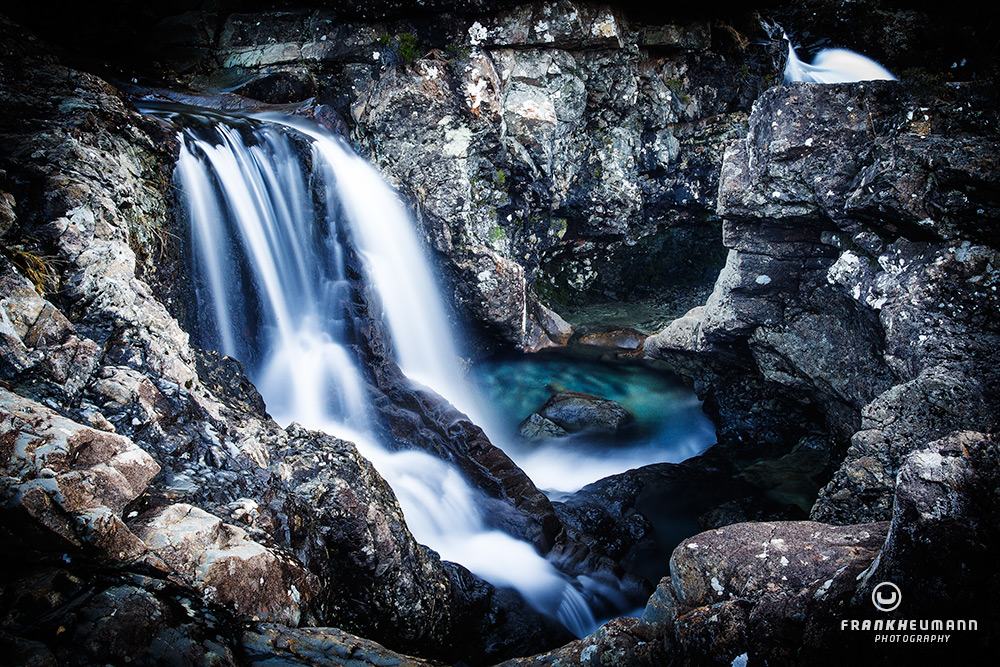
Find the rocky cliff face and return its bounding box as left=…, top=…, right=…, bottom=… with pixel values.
left=645, top=81, right=1000, bottom=525
left=134, top=1, right=773, bottom=349
left=2, top=0, right=999, bottom=665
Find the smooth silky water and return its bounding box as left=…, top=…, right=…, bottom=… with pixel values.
left=142, top=102, right=600, bottom=636
left=781, top=30, right=896, bottom=83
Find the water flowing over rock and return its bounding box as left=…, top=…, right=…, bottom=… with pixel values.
left=0, top=15, right=588, bottom=665
left=2, top=1, right=999, bottom=665
left=781, top=31, right=896, bottom=84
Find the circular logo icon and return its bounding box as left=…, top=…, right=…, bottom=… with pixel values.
left=871, top=582, right=902, bottom=612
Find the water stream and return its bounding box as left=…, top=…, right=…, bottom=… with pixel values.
left=147, top=103, right=598, bottom=635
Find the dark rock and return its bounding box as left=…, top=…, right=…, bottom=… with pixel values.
left=536, top=390, right=631, bottom=434
left=647, top=80, right=1000, bottom=527
left=856, top=431, right=1000, bottom=623
left=0, top=566, right=242, bottom=667
left=242, top=625, right=441, bottom=666
left=235, top=70, right=315, bottom=104
left=813, top=366, right=998, bottom=524
left=0, top=186, right=14, bottom=237
left=669, top=521, right=887, bottom=609
left=553, top=450, right=754, bottom=584
left=270, top=424, right=568, bottom=664
left=494, top=616, right=667, bottom=667
left=674, top=599, right=751, bottom=665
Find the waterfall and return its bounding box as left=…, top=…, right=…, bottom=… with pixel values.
left=148, top=103, right=597, bottom=637
left=782, top=32, right=896, bottom=83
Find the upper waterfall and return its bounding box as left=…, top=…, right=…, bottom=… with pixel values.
left=782, top=32, right=896, bottom=83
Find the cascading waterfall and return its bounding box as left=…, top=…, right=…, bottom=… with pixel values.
left=148, top=103, right=597, bottom=637
left=782, top=31, right=896, bottom=83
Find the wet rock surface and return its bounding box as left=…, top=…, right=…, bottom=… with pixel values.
left=533, top=390, right=631, bottom=434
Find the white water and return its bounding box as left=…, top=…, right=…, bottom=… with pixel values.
left=161, top=106, right=596, bottom=636
left=783, top=33, right=896, bottom=83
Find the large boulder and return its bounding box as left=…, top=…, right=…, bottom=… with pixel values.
left=501, top=519, right=887, bottom=666
left=1, top=389, right=159, bottom=559
left=133, top=503, right=314, bottom=626
left=533, top=390, right=631, bottom=434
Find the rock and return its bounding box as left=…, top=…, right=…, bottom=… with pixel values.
left=578, top=328, right=646, bottom=351
left=856, top=431, right=999, bottom=622
left=133, top=503, right=313, bottom=626
left=1, top=389, right=159, bottom=559
left=668, top=521, right=887, bottom=609
left=812, top=366, right=997, bottom=524
left=235, top=70, right=315, bottom=104
left=0, top=186, right=14, bottom=237
left=536, top=390, right=631, bottom=433
left=674, top=600, right=751, bottom=665
left=270, top=424, right=568, bottom=663
left=553, top=450, right=758, bottom=584
left=518, top=412, right=569, bottom=440
left=242, top=625, right=440, bottom=666
left=0, top=18, right=577, bottom=666
left=629, top=520, right=887, bottom=666
left=0, top=257, right=102, bottom=402
left=494, top=616, right=666, bottom=667
left=648, top=80, right=1000, bottom=527
left=0, top=567, right=241, bottom=666
left=497, top=509, right=890, bottom=667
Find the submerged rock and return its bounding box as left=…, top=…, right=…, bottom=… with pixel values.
left=578, top=328, right=646, bottom=351
left=535, top=390, right=632, bottom=434
left=518, top=412, right=569, bottom=440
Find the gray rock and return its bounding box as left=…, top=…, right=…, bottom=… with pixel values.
left=668, top=521, right=887, bottom=609
left=537, top=390, right=631, bottom=433
left=1, top=389, right=159, bottom=559
left=648, top=81, right=1000, bottom=527
left=518, top=412, right=569, bottom=440
left=856, top=431, right=999, bottom=620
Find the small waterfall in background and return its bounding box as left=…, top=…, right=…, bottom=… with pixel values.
left=143, top=103, right=598, bottom=637
left=782, top=31, right=896, bottom=83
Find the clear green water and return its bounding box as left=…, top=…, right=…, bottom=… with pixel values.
left=472, top=349, right=717, bottom=495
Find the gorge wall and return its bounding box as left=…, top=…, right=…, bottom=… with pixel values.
left=1, top=1, right=998, bottom=665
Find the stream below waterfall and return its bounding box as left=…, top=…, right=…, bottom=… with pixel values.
left=141, top=101, right=716, bottom=638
